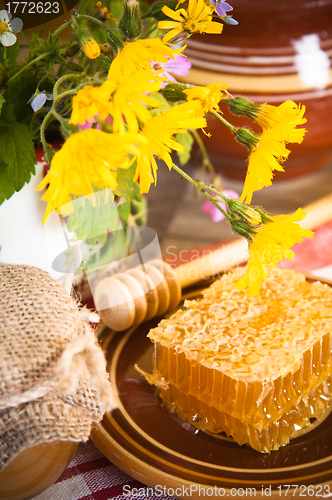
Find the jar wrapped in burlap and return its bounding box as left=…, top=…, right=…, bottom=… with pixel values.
left=0, top=263, right=115, bottom=471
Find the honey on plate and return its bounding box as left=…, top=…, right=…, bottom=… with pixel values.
left=144, top=269, right=332, bottom=453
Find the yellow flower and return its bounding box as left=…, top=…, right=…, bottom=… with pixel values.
left=70, top=71, right=163, bottom=133
left=235, top=208, right=314, bottom=296
left=184, top=83, right=228, bottom=113
left=134, top=101, right=207, bottom=193
left=240, top=112, right=307, bottom=204
left=109, top=72, right=163, bottom=134
left=255, top=100, right=306, bottom=131
left=36, top=129, right=139, bottom=224
left=158, top=0, right=223, bottom=44
left=69, top=80, right=116, bottom=126
left=108, top=38, right=184, bottom=81
left=81, top=38, right=100, bottom=59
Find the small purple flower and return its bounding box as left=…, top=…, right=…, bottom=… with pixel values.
left=202, top=189, right=239, bottom=223
left=209, top=1, right=238, bottom=24
left=223, top=16, right=238, bottom=25
left=30, top=91, right=53, bottom=112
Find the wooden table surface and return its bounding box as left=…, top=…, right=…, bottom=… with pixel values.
left=146, top=158, right=332, bottom=258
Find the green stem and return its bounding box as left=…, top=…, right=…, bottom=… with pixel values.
left=51, top=107, right=66, bottom=125
left=76, top=13, right=108, bottom=30
left=52, top=20, right=72, bottom=38
left=53, top=84, right=87, bottom=103
left=191, top=129, right=215, bottom=177
left=213, top=111, right=237, bottom=133
left=171, top=162, right=228, bottom=219
left=205, top=185, right=228, bottom=202
left=139, top=22, right=158, bottom=39
left=7, top=51, right=53, bottom=85
left=39, top=78, right=96, bottom=152
left=53, top=73, right=79, bottom=98
left=39, top=75, right=78, bottom=148
left=40, top=110, right=53, bottom=154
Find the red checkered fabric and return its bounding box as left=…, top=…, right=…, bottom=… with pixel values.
left=33, top=440, right=175, bottom=500
left=32, top=220, right=332, bottom=500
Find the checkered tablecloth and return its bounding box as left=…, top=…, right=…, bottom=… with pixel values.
left=32, top=440, right=175, bottom=500
left=32, top=220, right=332, bottom=500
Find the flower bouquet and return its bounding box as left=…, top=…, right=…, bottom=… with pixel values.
left=0, top=0, right=314, bottom=296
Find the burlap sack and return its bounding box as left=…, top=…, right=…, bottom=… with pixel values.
left=0, top=263, right=115, bottom=471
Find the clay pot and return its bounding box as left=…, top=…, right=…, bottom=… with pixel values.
left=181, top=0, right=332, bottom=180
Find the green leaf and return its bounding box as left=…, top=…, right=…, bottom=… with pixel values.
left=175, top=131, right=194, bottom=166
left=0, top=160, right=15, bottom=205
left=0, top=102, right=16, bottom=123
left=6, top=41, right=21, bottom=66
left=114, top=169, right=130, bottom=197
left=132, top=180, right=142, bottom=202
left=67, top=192, right=120, bottom=245
left=6, top=71, right=35, bottom=125
left=0, top=120, right=36, bottom=191
left=117, top=193, right=130, bottom=223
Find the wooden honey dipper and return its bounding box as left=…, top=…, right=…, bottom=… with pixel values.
left=94, top=192, right=332, bottom=331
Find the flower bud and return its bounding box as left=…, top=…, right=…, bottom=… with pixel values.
left=81, top=38, right=100, bottom=59
left=161, top=83, right=188, bottom=102
left=72, top=19, right=101, bottom=59
left=107, top=28, right=125, bottom=50
left=227, top=199, right=262, bottom=226
left=225, top=96, right=260, bottom=120
left=255, top=208, right=272, bottom=224
left=243, top=207, right=262, bottom=226
left=100, top=54, right=113, bottom=72
left=235, top=127, right=259, bottom=150
left=119, top=0, right=142, bottom=40
left=230, top=219, right=256, bottom=242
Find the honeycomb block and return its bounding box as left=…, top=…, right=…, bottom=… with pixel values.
left=159, top=377, right=332, bottom=453
left=146, top=269, right=332, bottom=452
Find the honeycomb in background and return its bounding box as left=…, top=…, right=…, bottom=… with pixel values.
left=146, top=268, right=332, bottom=452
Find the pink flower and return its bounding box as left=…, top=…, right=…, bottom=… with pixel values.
left=78, top=115, right=113, bottom=130
left=201, top=189, right=239, bottom=222
left=153, top=55, right=191, bottom=88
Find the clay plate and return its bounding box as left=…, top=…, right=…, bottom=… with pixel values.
left=91, top=286, right=332, bottom=499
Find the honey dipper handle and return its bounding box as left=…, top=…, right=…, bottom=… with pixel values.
left=174, top=238, right=248, bottom=289
left=301, top=193, right=332, bottom=230
left=175, top=192, right=332, bottom=289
